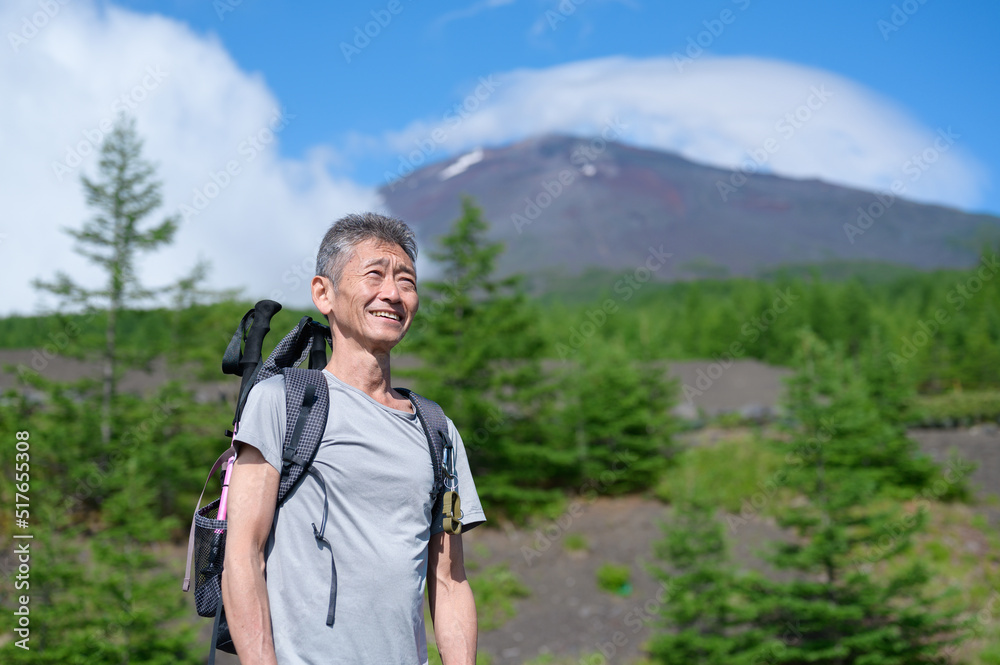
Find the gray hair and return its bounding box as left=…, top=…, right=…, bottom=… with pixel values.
left=315, top=212, right=418, bottom=287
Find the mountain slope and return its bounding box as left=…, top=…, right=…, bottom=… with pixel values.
left=379, top=134, right=999, bottom=280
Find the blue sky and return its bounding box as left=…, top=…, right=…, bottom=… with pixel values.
left=1, top=0, right=997, bottom=313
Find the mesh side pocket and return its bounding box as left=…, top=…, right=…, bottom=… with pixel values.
left=193, top=498, right=227, bottom=618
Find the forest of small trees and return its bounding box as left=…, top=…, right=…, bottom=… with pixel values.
left=1, top=119, right=998, bottom=663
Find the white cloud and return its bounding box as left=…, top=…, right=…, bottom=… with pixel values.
left=0, top=0, right=377, bottom=315
left=377, top=55, right=987, bottom=212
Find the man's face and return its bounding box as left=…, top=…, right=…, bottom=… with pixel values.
left=322, top=238, right=418, bottom=354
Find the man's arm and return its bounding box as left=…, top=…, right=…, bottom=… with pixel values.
left=221, top=444, right=279, bottom=665
left=428, top=531, right=478, bottom=665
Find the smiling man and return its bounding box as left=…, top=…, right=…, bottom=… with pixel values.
left=222, top=213, right=485, bottom=665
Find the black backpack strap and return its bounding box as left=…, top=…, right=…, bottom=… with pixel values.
left=277, top=366, right=337, bottom=625
left=256, top=317, right=331, bottom=386
left=305, top=468, right=337, bottom=626
left=208, top=602, right=223, bottom=665
left=277, top=367, right=330, bottom=505
left=397, top=388, right=462, bottom=534
left=395, top=388, right=448, bottom=494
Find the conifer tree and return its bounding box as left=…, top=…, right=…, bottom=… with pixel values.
left=753, top=333, right=964, bottom=663
left=837, top=277, right=873, bottom=356
left=0, top=375, right=203, bottom=663
left=566, top=342, right=675, bottom=493
left=648, top=502, right=771, bottom=664
left=33, top=115, right=180, bottom=443
left=406, top=197, right=570, bottom=517
left=650, top=334, right=966, bottom=665
left=1, top=116, right=210, bottom=663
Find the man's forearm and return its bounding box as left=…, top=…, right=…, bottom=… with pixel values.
left=221, top=552, right=278, bottom=665
left=432, top=579, right=478, bottom=665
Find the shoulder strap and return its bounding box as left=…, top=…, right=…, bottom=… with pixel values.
left=270, top=370, right=452, bottom=517
left=395, top=388, right=450, bottom=497
left=257, top=316, right=331, bottom=386
left=277, top=367, right=330, bottom=505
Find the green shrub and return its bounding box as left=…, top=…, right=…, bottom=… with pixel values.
left=654, top=436, right=782, bottom=513
left=469, top=564, right=531, bottom=631
left=912, top=390, right=1000, bottom=426
left=595, top=563, right=632, bottom=595
left=563, top=533, right=588, bottom=552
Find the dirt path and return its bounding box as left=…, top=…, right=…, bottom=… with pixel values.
left=471, top=494, right=795, bottom=665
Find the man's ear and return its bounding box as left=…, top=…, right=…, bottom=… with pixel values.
left=311, top=275, right=333, bottom=317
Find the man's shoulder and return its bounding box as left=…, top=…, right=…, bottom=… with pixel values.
left=244, top=373, right=287, bottom=414
left=253, top=373, right=286, bottom=394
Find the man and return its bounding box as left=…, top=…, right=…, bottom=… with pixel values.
left=222, top=213, right=486, bottom=665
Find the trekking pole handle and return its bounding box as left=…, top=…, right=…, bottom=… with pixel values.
left=238, top=299, right=282, bottom=393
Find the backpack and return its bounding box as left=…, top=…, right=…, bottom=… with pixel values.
left=181, top=300, right=463, bottom=663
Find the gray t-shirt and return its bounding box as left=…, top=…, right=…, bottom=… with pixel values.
left=235, top=370, right=486, bottom=665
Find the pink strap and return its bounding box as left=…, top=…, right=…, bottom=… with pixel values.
left=182, top=446, right=236, bottom=592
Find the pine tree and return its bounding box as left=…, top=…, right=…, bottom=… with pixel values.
left=756, top=333, right=965, bottom=663
left=1, top=116, right=212, bottom=663
left=33, top=115, right=180, bottom=443
left=649, top=334, right=967, bottom=665
left=405, top=197, right=571, bottom=518
left=649, top=502, right=772, bottom=664
left=0, top=374, right=205, bottom=663
left=566, top=342, right=675, bottom=494
left=806, top=276, right=838, bottom=345
left=837, top=277, right=873, bottom=356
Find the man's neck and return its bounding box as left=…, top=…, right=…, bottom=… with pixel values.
left=323, top=334, right=396, bottom=405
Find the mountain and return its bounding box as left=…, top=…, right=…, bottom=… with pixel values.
left=379, top=134, right=1000, bottom=281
